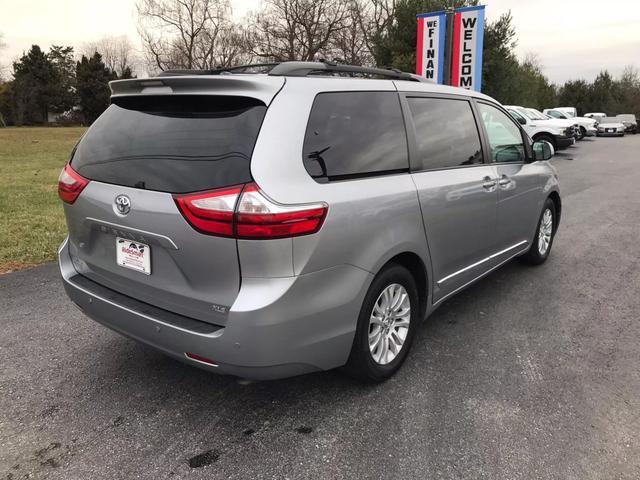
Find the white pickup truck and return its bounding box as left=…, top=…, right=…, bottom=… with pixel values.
left=543, top=108, right=598, bottom=138
left=505, top=105, right=576, bottom=150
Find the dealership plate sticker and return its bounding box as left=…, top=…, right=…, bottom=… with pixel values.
left=116, top=237, right=151, bottom=275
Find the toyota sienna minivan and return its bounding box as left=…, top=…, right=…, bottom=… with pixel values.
left=58, top=62, right=560, bottom=382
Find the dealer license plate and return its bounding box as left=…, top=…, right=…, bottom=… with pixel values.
left=607, top=128, right=614, bottom=133
left=116, top=237, right=151, bottom=275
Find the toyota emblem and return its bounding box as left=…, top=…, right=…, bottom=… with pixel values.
left=114, top=195, right=131, bottom=216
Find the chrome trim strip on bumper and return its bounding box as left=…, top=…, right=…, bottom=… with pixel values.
left=59, top=246, right=223, bottom=339
left=63, top=273, right=224, bottom=338
left=437, top=240, right=528, bottom=285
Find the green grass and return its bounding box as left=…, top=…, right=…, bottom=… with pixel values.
left=0, top=127, right=86, bottom=273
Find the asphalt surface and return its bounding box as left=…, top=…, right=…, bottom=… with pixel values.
left=2, top=136, right=640, bottom=480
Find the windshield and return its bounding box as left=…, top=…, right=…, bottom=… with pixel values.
left=71, top=95, right=267, bottom=193
left=547, top=110, right=568, bottom=119
left=516, top=107, right=537, bottom=120
left=508, top=109, right=527, bottom=124
left=527, top=108, right=549, bottom=120
left=601, top=117, right=620, bottom=124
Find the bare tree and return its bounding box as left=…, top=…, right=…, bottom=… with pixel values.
left=353, top=0, right=395, bottom=67
left=327, top=1, right=371, bottom=65
left=249, top=0, right=350, bottom=62
left=136, top=0, right=244, bottom=71
left=0, top=32, right=7, bottom=81
left=81, top=35, right=138, bottom=77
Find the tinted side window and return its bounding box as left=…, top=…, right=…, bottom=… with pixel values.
left=407, top=97, right=483, bottom=171
left=303, top=92, right=409, bottom=182
left=477, top=103, right=526, bottom=163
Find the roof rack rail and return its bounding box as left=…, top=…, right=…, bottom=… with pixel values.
left=267, top=61, right=426, bottom=82
left=156, top=61, right=429, bottom=83
left=157, top=63, right=280, bottom=77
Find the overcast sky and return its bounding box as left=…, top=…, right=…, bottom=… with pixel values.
left=1, top=0, right=639, bottom=84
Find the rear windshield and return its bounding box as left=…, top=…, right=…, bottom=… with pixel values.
left=71, top=95, right=267, bottom=193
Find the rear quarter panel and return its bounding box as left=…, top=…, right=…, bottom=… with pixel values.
left=249, top=78, right=431, bottom=294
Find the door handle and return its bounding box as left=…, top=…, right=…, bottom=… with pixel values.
left=482, top=176, right=497, bottom=190
left=498, top=175, right=512, bottom=188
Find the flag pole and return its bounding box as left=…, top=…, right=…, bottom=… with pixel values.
left=443, top=0, right=455, bottom=86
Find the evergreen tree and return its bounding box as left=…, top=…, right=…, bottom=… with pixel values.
left=48, top=45, right=77, bottom=113
left=11, top=45, right=55, bottom=124
left=481, top=12, right=520, bottom=104
left=76, top=53, right=116, bottom=125
left=372, top=0, right=477, bottom=72
left=558, top=80, right=590, bottom=115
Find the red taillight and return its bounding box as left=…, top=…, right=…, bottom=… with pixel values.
left=58, top=164, right=89, bottom=204
left=235, top=183, right=327, bottom=239
left=174, top=185, right=243, bottom=236
left=173, top=183, right=328, bottom=239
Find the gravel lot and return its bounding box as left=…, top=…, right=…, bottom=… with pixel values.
left=1, top=136, right=639, bottom=480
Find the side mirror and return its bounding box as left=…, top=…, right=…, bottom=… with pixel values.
left=516, top=116, right=526, bottom=125
left=533, top=140, right=554, bottom=161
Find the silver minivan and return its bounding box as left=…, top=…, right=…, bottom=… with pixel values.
left=58, top=62, right=560, bottom=382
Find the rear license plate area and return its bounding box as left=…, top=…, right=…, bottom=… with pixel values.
left=116, top=237, right=151, bottom=275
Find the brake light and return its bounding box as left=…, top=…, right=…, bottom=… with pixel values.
left=173, top=185, right=243, bottom=237
left=173, top=183, right=328, bottom=239
left=58, top=164, right=89, bottom=204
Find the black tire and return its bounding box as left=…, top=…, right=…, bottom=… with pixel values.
left=534, top=133, right=557, bottom=151
left=343, top=263, right=419, bottom=383
left=579, top=126, right=587, bottom=139
left=521, top=198, right=557, bottom=265
left=576, top=128, right=584, bottom=140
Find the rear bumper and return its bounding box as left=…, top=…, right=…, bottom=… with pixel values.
left=59, top=238, right=372, bottom=380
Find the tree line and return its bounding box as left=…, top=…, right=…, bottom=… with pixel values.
left=1, top=0, right=639, bottom=126
left=0, top=45, right=133, bottom=126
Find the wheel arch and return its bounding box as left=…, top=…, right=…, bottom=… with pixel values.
left=381, top=251, right=429, bottom=321
left=548, top=191, right=562, bottom=230
left=533, top=132, right=557, bottom=150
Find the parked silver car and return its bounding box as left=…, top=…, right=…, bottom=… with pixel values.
left=597, top=117, right=626, bottom=136
left=58, top=62, right=561, bottom=382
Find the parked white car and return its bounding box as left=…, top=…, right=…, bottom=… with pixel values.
left=527, top=108, right=582, bottom=139
left=505, top=105, right=576, bottom=150
left=585, top=112, right=607, bottom=123
left=543, top=108, right=598, bottom=137
left=554, top=107, right=577, bottom=117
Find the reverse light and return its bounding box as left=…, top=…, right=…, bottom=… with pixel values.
left=173, top=183, right=328, bottom=239
left=58, top=164, right=89, bottom=204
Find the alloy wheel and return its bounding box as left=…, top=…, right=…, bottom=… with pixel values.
left=538, top=208, right=553, bottom=255
left=368, top=283, right=411, bottom=365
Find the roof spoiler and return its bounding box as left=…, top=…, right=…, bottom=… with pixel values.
left=108, top=75, right=286, bottom=105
